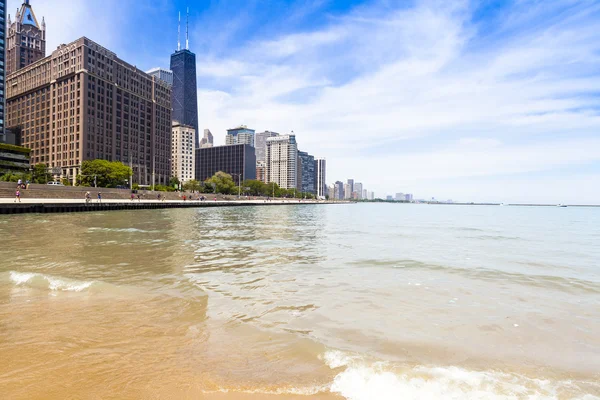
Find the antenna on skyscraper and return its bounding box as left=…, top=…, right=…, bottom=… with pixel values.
left=186, top=7, right=189, bottom=50
left=177, top=12, right=181, bottom=51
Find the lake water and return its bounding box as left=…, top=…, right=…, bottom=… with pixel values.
left=0, top=204, right=599, bottom=399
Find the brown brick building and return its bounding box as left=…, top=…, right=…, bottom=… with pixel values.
left=6, top=0, right=46, bottom=77
left=6, top=37, right=172, bottom=186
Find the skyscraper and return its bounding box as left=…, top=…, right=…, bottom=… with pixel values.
left=171, top=122, right=196, bottom=184
left=199, top=129, right=213, bottom=148
left=195, top=144, right=256, bottom=183
left=170, top=10, right=199, bottom=146
left=334, top=181, right=344, bottom=200
left=6, top=0, right=45, bottom=76
left=6, top=37, right=172, bottom=185
left=354, top=182, right=363, bottom=199
left=254, top=131, right=278, bottom=162
left=0, top=0, right=6, bottom=139
left=315, top=158, right=326, bottom=199
left=298, top=150, right=316, bottom=195
left=226, top=125, right=255, bottom=147
left=266, top=134, right=298, bottom=189
left=146, top=68, right=173, bottom=86
left=347, top=179, right=354, bottom=194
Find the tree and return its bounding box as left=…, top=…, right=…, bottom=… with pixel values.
left=169, top=176, right=181, bottom=189
left=205, top=171, right=236, bottom=194
left=78, top=160, right=132, bottom=188
left=183, top=179, right=201, bottom=192
left=32, top=163, right=52, bottom=184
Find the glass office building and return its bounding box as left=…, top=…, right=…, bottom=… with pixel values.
left=195, top=144, right=256, bottom=184
left=170, top=49, right=198, bottom=146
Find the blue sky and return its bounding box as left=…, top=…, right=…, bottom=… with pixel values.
left=12, top=0, right=600, bottom=204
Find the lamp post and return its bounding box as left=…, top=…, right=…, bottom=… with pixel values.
left=236, top=173, right=242, bottom=198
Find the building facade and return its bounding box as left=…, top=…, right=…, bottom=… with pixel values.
left=195, top=144, right=256, bottom=183
left=0, top=0, right=6, bottom=139
left=266, top=134, right=297, bottom=189
left=298, top=150, right=316, bottom=195
left=6, top=37, right=172, bottom=185
left=334, top=181, right=344, bottom=200
left=170, top=49, right=198, bottom=146
left=226, top=125, right=255, bottom=147
left=254, top=130, right=278, bottom=162
left=171, top=122, right=195, bottom=184
left=0, top=142, right=30, bottom=173
left=6, top=0, right=46, bottom=77
left=354, top=182, right=363, bottom=200
left=199, top=128, right=213, bottom=148
left=146, top=67, right=173, bottom=86
left=256, top=160, right=266, bottom=183
left=315, top=158, right=326, bottom=199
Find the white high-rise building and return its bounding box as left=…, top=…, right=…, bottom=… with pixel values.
left=354, top=182, right=363, bottom=199
left=363, top=189, right=367, bottom=199
left=266, top=134, right=298, bottom=189
left=368, top=191, right=375, bottom=200
left=344, top=183, right=352, bottom=199
left=146, top=68, right=174, bottom=86
left=395, top=193, right=404, bottom=201
left=315, top=158, right=326, bottom=199
left=171, top=122, right=196, bottom=183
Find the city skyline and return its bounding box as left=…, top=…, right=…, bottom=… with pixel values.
left=9, top=0, right=600, bottom=204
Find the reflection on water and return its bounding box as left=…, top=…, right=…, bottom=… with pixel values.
left=0, top=204, right=599, bottom=399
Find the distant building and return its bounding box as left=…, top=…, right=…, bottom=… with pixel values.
left=334, top=181, right=344, bottom=200
left=298, top=150, right=316, bottom=195
left=171, top=122, right=195, bottom=184
left=6, top=37, right=172, bottom=186
left=226, top=125, right=255, bottom=147
left=386, top=195, right=393, bottom=201
left=328, top=185, right=335, bottom=200
left=170, top=10, right=199, bottom=146
left=354, top=182, right=363, bottom=199
left=195, top=144, right=256, bottom=183
left=368, top=191, right=375, bottom=200
left=254, top=131, right=278, bottom=162
left=146, top=68, right=173, bottom=86
left=344, top=183, right=351, bottom=199
left=315, top=158, right=326, bottom=198
left=256, top=160, right=266, bottom=183
left=266, top=134, right=297, bottom=189
left=363, top=189, right=368, bottom=199
left=199, top=129, right=213, bottom=148
left=395, top=193, right=404, bottom=201
left=6, top=0, right=46, bottom=77
left=347, top=179, right=354, bottom=193
left=405, top=193, right=413, bottom=202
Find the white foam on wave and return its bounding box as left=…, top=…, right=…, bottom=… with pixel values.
left=323, top=350, right=600, bottom=400
left=9, top=271, right=94, bottom=292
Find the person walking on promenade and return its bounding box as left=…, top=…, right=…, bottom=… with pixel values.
left=85, top=191, right=91, bottom=204
left=137, top=193, right=141, bottom=202
left=14, top=187, right=21, bottom=203
left=97, top=192, right=102, bottom=203
left=26, top=179, right=30, bottom=189
left=131, top=193, right=135, bottom=201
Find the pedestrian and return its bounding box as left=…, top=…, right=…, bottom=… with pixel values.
left=137, top=193, right=141, bottom=202
left=131, top=193, right=135, bottom=201
left=26, top=179, right=30, bottom=189
left=183, top=195, right=186, bottom=201
left=14, top=187, right=21, bottom=203
left=157, top=193, right=161, bottom=201
left=17, top=178, right=22, bottom=187
left=97, top=192, right=102, bottom=203
left=85, top=191, right=91, bottom=204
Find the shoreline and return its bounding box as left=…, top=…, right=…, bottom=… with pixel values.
left=0, top=198, right=338, bottom=215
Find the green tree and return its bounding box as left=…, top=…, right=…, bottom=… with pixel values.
left=32, top=163, right=52, bottom=184
left=78, top=160, right=132, bottom=188
left=243, top=179, right=268, bottom=196
left=183, top=179, right=201, bottom=192
left=205, top=171, right=236, bottom=194
left=169, top=176, right=181, bottom=189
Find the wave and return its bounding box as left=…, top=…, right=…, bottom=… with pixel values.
left=350, top=259, right=600, bottom=294
left=323, top=350, right=600, bottom=400
left=8, top=271, right=95, bottom=292
left=87, top=227, right=160, bottom=233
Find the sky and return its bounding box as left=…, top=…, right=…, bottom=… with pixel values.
left=11, top=0, right=600, bottom=204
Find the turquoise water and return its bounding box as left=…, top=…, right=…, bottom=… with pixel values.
left=1, top=203, right=599, bottom=399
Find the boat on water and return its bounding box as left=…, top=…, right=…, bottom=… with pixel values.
left=557, top=204, right=568, bottom=207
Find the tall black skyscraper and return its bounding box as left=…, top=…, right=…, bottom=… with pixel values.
left=170, top=9, right=199, bottom=147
